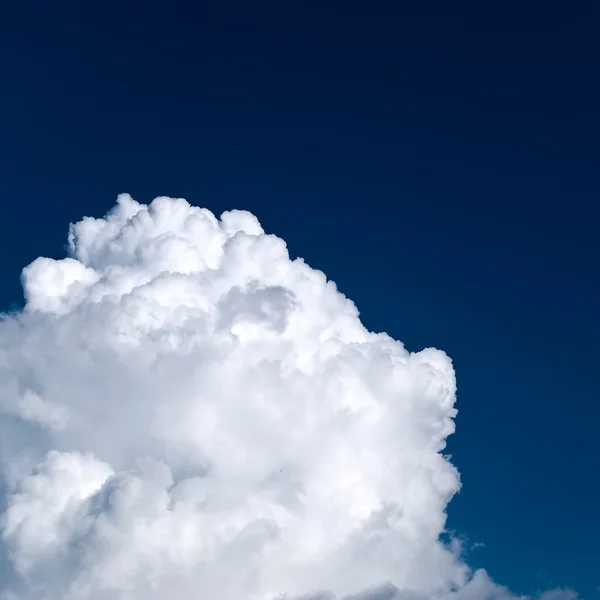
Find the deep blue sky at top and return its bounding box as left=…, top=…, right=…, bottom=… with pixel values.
left=0, top=1, right=598, bottom=596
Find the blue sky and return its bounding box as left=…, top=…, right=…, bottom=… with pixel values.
left=0, top=2, right=598, bottom=597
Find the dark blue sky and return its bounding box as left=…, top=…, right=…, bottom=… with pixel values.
left=1, top=2, right=598, bottom=596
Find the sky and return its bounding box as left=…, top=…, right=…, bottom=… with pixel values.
left=0, top=2, right=598, bottom=599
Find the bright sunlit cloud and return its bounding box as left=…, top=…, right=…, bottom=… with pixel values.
left=0, top=195, right=577, bottom=600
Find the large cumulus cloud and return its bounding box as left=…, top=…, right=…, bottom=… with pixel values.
left=0, top=195, right=575, bottom=600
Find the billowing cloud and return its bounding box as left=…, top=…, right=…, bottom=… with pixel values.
left=0, top=195, right=575, bottom=600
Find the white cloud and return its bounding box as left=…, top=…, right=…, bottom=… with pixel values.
left=0, top=194, right=577, bottom=600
